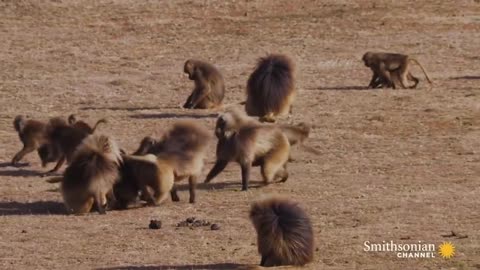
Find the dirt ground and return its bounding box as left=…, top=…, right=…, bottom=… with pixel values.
left=0, top=0, right=479, bottom=269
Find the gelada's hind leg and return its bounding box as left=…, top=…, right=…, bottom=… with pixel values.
left=407, top=72, right=419, bottom=89
left=260, top=254, right=280, bottom=267
left=197, top=99, right=220, bottom=110
left=259, top=112, right=276, bottom=123
left=94, top=192, right=108, bottom=214
left=68, top=197, right=94, bottom=215
left=263, top=161, right=289, bottom=184
left=12, top=144, right=36, bottom=165
left=261, top=147, right=290, bottom=185
left=396, top=63, right=411, bottom=89
left=260, top=256, right=267, bottom=266
left=151, top=170, right=174, bottom=205
left=141, top=185, right=157, bottom=206
left=170, top=184, right=180, bottom=202
left=274, top=163, right=289, bottom=183
left=260, top=162, right=276, bottom=185
left=152, top=187, right=171, bottom=206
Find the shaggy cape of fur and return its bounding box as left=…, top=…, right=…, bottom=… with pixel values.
left=61, top=134, right=122, bottom=214
left=246, top=54, right=295, bottom=117
left=133, top=120, right=211, bottom=177
left=250, top=196, right=314, bottom=267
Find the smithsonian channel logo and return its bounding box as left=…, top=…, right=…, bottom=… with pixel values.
left=364, top=240, right=455, bottom=259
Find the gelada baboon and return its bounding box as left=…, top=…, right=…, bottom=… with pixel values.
left=132, top=121, right=211, bottom=203
left=250, top=196, right=314, bottom=267
left=245, top=54, right=295, bottom=122
left=183, top=59, right=225, bottom=109
left=61, top=134, right=122, bottom=214
left=113, top=154, right=175, bottom=210
left=362, top=52, right=433, bottom=89
left=204, top=108, right=290, bottom=191
left=38, top=115, right=106, bottom=168
left=44, top=117, right=91, bottom=173
left=11, top=115, right=49, bottom=165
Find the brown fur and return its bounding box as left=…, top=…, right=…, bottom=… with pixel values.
left=245, top=54, right=295, bottom=122
left=44, top=117, right=91, bottom=173
left=183, top=59, right=225, bottom=109
left=132, top=136, right=157, bottom=156
left=204, top=108, right=290, bottom=190
left=279, top=122, right=314, bottom=160
left=68, top=114, right=107, bottom=134
left=113, top=154, right=175, bottom=209
left=362, top=52, right=432, bottom=89
left=368, top=71, right=405, bottom=89
left=61, top=134, right=122, bottom=214
left=38, top=112, right=107, bottom=168
left=279, top=122, right=311, bottom=146
left=11, top=115, right=50, bottom=165
left=250, top=196, right=314, bottom=267
left=132, top=121, right=211, bottom=203
left=37, top=143, right=62, bottom=168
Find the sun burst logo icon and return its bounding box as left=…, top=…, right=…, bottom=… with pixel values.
left=438, top=242, right=455, bottom=259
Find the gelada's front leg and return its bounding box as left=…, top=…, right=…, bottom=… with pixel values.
left=240, top=162, right=251, bottom=191
left=170, top=184, right=180, bottom=202
left=183, top=92, right=194, bottom=108
left=49, top=156, right=66, bottom=173
left=367, top=73, right=378, bottom=89
left=204, top=159, right=228, bottom=183
left=188, top=175, right=197, bottom=203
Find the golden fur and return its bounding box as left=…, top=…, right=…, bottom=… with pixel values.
left=205, top=109, right=290, bottom=190
left=113, top=154, right=175, bottom=209
left=131, top=120, right=211, bottom=203
left=362, top=52, right=432, bottom=89
left=61, top=134, right=122, bottom=214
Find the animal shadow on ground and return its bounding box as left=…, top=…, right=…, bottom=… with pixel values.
left=450, top=76, right=480, bottom=80
left=80, top=106, right=165, bottom=112
left=97, top=263, right=256, bottom=270
left=0, top=162, right=29, bottom=168
left=310, top=85, right=368, bottom=91
left=176, top=181, right=268, bottom=191
left=0, top=168, right=41, bottom=177
left=0, top=201, right=66, bottom=215
left=129, top=112, right=218, bottom=120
